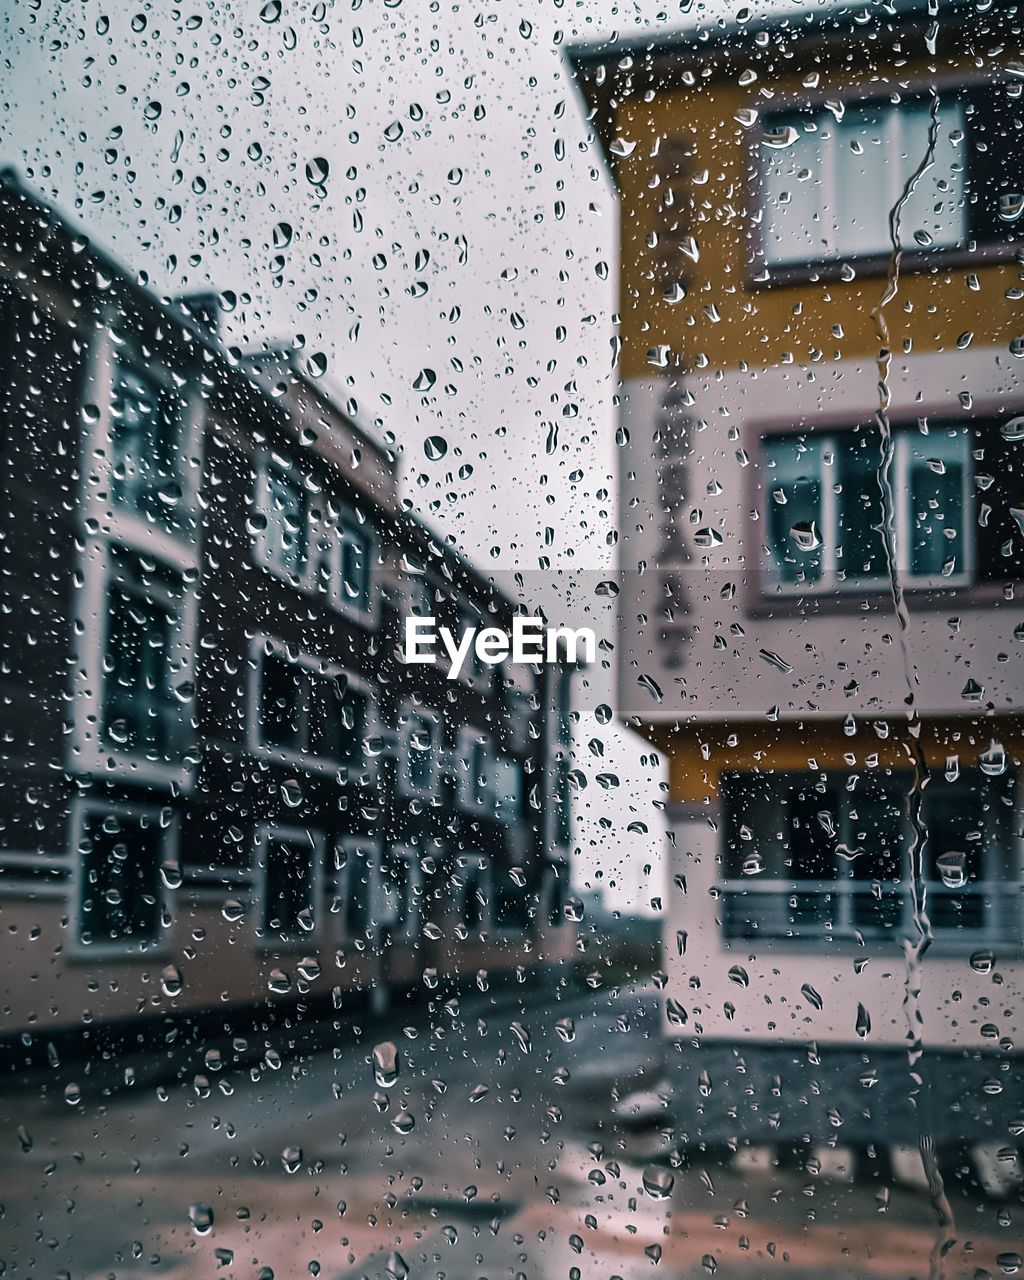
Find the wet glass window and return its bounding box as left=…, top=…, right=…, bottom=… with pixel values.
left=76, top=806, right=165, bottom=947
left=259, top=827, right=317, bottom=942
left=254, top=454, right=310, bottom=580
left=102, top=549, right=184, bottom=760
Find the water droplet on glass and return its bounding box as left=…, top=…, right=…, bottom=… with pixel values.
left=189, top=1203, right=214, bottom=1235
left=936, top=850, right=968, bottom=889
left=305, top=156, right=329, bottom=186
left=642, top=1166, right=675, bottom=1200
left=372, top=1041, right=399, bottom=1088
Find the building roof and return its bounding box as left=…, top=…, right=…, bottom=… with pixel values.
left=564, top=0, right=1008, bottom=181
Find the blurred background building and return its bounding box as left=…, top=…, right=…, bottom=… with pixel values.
left=0, top=173, right=576, bottom=1062
left=571, top=0, right=1024, bottom=1149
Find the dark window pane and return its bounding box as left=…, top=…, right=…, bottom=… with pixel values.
left=78, top=810, right=162, bottom=945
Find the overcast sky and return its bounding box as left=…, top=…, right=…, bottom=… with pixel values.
left=1, top=0, right=811, bottom=914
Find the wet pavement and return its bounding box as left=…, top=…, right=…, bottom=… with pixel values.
left=1, top=983, right=1020, bottom=1279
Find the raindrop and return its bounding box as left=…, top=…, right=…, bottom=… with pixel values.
left=424, top=435, right=447, bottom=460
left=642, top=1166, right=675, bottom=1200
left=391, top=1109, right=415, bottom=1134
left=272, top=221, right=293, bottom=248
left=1000, top=416, right=1024, bottom=442
left=189, top=1204, right=214, bottom=1235
left=936, top=850, right=968, bottom=889
left=413, top=368, right=436, bottom=392
left=161, top=964, right=183, bottom=997
left=555, top=1017, right=575, bottom=1043
left=761, top=124, right=800, bottom=149
left=789, top=521, right=821, bottom=551
left=305, top=156, right=329, bottom=186
left=998, top=194, right=1024, bottom=222
left=372, top=1041, right=399, bottom=1088
left=801, top=983, right=823, bottom=1011
left=280, top=779, right=303, bottom=807
left=260, top=0, right=282, bottom=20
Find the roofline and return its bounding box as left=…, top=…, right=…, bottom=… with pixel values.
left=563, top=0, right=1003, bottom=183
left=0, top=167, right=526, bottom=620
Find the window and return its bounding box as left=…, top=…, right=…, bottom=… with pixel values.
left=759, top=83, right=1024, bottom=272
left=455, top=854, right=491, bottom=932
left=332, top=519, right=374, bottom=620
left=378, top=847, right=421, bottom=941
left=257, top=825, right=321, bottom=943
left=763, top=425, right=973, bottom=590
left=405, top=571, right=434, bottom=618
left=75, top=803, right=168, bottom=949
left=102, top=548, right=188, bottom=761
left=458, top=732, right=523, bottom=824
left=335, top=838, right=378, bottom=939
left=492, top=864, right=531, bottom=932
left=721, top=768, right=1013, bottom=943
left=253, top=640, right=371, bottom=774
left=109, top=354, right=192, bottom=525
left=397, top=705, right=439, bottom=797
left=253, top=454, right=311, bottom=581
left=760, top=97, right=966, bottom=265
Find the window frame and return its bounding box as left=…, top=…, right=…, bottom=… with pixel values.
left=254, top=822, right=324, bottom=950
left=760, top=425, right=975, bottom=595
left=106, top=343, right=203, bottom=531
left=334, top=835, right=382, bottom=942
left=719, top=767, right=1018, bottom=950
left=72, top=538, right=200, bottom=790
left=456, top=728, right=524, bottom=825
left=378, top=844, right=423, bottom=944
left=70, top=797, right=174, bottom=960
left=247, top=635, right=378, bottom=780
left=395, top=699, right=441, bottom=798
left=756, top=94, right=968, bottom=270
left=252, top=450, right=317, bottom=589
left=453, top=851, right=492, bottom=935
left=328, top=514, right=378, bottom=626
left=745, top=73, right=1024, bottom=287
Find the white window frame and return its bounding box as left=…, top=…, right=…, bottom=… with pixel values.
left=396, top=700, right=441, bottom=798
left=247, top=635, right=379, bottom=780
left=719, top=769, right=1013, bottom=948
left=254, top=822, right=324, bottom=949
left=72, top=538, right=200, bottom=791
left=759, top=96, right=967, bottom=267
left=762, top=427, right=974, bottom=594
left=105, top=342, right=204, bottom=531
left=328, top=514, right=378, bottom=626
left=70, top=796, right=174, bottom=959
left=252, top=450, right=317, bottom=589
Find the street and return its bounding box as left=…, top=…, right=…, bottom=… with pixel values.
left=1, top=983, right=1019, bottom=1280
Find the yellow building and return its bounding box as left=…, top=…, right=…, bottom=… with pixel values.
left=570, top=1, right=1024, bottom=1154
